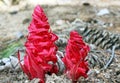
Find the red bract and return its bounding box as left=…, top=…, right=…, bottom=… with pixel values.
left=62, top=31, right=90, bottom=82
left=18, top=5, right=58, bottom=83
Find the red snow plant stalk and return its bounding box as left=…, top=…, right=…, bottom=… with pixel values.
left=18, top=5, right=58, bottom=83
left=62, top=31, right=90, bottom=82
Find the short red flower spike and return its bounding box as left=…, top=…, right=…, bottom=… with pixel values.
left=62, top=31, right=90, bottom=82
left=18, top=5, right=58, bottom=83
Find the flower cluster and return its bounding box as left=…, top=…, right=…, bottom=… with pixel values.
left=18, top=5, right=90, bottom=83
left=62, top=31, right=90, bottom=82
left=18, top=5, right=58, bottom=83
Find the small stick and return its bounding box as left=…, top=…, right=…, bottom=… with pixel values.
left=103, top=46, right=116, bottom=69
left=13, top=59, right=23, bottom=69
left=56, top=51, right=65, bottom=73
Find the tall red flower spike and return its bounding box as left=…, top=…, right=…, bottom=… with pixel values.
left=62, top=31, right=90, bottom=82
left=18, top=5, right=58, bottom=83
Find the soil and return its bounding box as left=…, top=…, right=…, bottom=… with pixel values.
left=0, top=0, right=120, bottom=83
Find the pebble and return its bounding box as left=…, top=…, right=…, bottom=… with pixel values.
left=25, top=80, right=29, bottom=83
left=0, top=56, right=20, bottom=71
left=2, top=58, right=10, bottom=63
left=55, top=19, right=65, bottom=26
left=82, top=2, right=90, bottom=6
left=16, top=31, right=24, bottom=39
left=97, top=8, right=110, bottom=16
left=89, top=44, right=97, bottom=50
left=94, top=69, right=100, bottom=74
left=4, top=62, right=12, bottom=69
left=104, top=73, right=110, bottom=78
left=9, top=56, right=19, bottom=69
left=22, top=18, right=30, bottom=24
left=109, top=23, right=113, bottom=27
left=117, top=75, right=120, bottom=82
left=9, top=11, right=18, bottom=15
left=0, top=66, right=5, bottom=71
left=115, top=68, right=120, bottom=75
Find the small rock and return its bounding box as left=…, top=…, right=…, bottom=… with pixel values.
left=104, top=73, right=110, bottom=78
left=97, top=8, right=110, bottom=16
left=9, top=56, right=19, bottom=69
left=118, top=64, right=120, bottom=68
left=89, top=44, right=97, bottom=50
left=22, top=18, right=30, bottom=24
left=16, top=31, right=24, bottom=39
left=4, top=62, right=12, bottom=69
left=94, top=69, right=100, bottom=74
left=2, top=58, right=10, bottom=63
left=9, top=11, right=18, bottom=15
left=0, top=66, right=5, bottom=71
left=109, top=23, right=113, bottom=27
left=0, top=56, right=20, bottom=71
left=25, top=80, right=29, bottom=83
left=97, top=20, right=105, bottom=25
left=109, top=69, right=113, bottom=73
left=83, top=2, right=90, bottom=6
left=115, top=68, right=120, bottom=75
left=116, top=74, right=120, bottom=82
left=71, top=19, right=86, bottom=28
left=55, top=19, right=65, bottom=26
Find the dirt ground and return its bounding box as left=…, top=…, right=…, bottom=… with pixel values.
left=0, top=0, right=120, bottom=83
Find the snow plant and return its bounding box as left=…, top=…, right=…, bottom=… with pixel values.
left=62, top=31, right=90, bottom=82
left=18, top=5, right=90, bottom=83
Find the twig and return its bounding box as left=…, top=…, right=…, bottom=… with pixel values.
left=56, top=51, right=65, bottom=74
left=11, top=59, right=23, bottom=70
left=103, top=46, right=116, bottom=70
